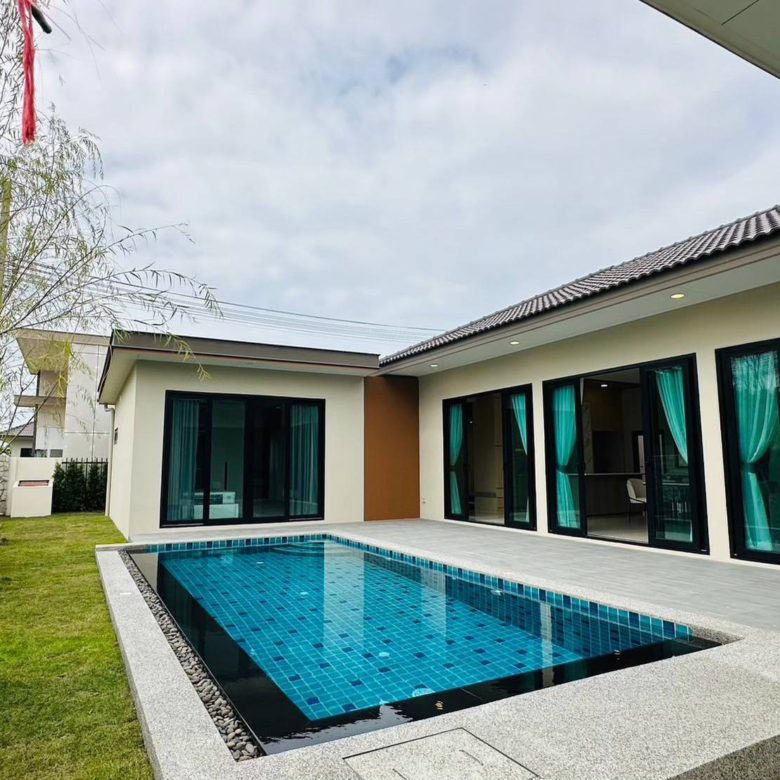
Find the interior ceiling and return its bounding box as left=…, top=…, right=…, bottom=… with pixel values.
left=585, top=368, right=641, bottom=385
left=642, top=0, right=780, bottom=77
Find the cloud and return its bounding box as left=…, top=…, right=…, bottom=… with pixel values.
left=38, top=0, right=780, bottom=353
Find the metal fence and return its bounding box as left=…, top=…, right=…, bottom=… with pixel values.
left=52, top=458, right=109, bottom=513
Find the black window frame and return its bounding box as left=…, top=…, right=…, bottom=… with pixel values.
left=542, top=354, right=709, bottom=554
left=716, top=337, right=780, bottom=565
left=160, top=390, right=325, bottom=528
left=442, top=383, right=537, bottom=530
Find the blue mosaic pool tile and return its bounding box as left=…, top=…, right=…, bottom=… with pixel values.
left=139, top=532, right=696, bottom=660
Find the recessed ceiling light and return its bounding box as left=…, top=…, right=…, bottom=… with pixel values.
left=509, top=340, right=520, bottom=345
left=670, top=292, right=685, bottom=300
left=430, top=363, right=438, bottom=368
left=601, top=383, right=608, bottom=388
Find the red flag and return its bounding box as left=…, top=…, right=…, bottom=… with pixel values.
left=18, top=0, right=36, bottom=144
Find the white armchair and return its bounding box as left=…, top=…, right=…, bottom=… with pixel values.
left=626, top=478, right=647, bottom=505
left=626, top=478, right=647, bottom=525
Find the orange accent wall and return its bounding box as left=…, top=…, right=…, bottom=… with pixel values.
left=364, top=376, right=420, bottom=521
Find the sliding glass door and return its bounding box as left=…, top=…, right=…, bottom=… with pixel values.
left=289, top=402, right=322, bottom=518
left=504, top=387, right=535, bottom=529
left=718, top=340, right=780, bottom=563
left=162, top=392, right=324, bottom=526
left=443, top=386, right=535, bottom=528
left=444, top=400, right=468, bottom=520
left=642, top=361, right=706, bottom=550
left=209, top=399, right=246, bottom=520
left=544, top=356, right=707, bottom=553
left=545, top=381, right=585, bottom=535
left=165, top=397, right=208, bottom=523
left=250, top=399, right=287, bottom=520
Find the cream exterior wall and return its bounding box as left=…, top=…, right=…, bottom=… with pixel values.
left=108, top=361, right=365, bottom=540
left=107, top=366, right=137, bottom=538
left=418, top=282, right=780, bottom=564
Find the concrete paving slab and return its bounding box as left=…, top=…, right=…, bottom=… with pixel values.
left=96, top=520, right=780, bottom=779
left=345, top=728, right=538, bottom=779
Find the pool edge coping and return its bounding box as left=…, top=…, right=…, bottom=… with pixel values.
left=96, top=528, right=780, bottom=780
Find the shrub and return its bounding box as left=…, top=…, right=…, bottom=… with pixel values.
left=51, top=463, right=67, bottom=513
left=62, top=461, right=87, bottom=512
left=85, top=462, right=107, bottom=511
left=51, top=461, right=107, bottom=513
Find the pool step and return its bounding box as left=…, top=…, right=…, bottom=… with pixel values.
left=271, top=540, right=354, bottom=557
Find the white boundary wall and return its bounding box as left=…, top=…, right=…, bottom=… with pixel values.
left=6, top=457, right=62, bottom=517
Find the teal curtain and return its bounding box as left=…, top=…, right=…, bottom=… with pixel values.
left=167, top=399, right=201, bottom=522
left=511, top=392, right=530, bottom=520
left=553, top=385, right=579, bottom=529
left=655, top=367, right=689, bottom=464
left=511, top=393, right=528, bottom=453
left=448, top=404, right=464, bottom=516
left=289, top=404, right=320, bottom=516
left=732, top=351, right=779, bottom=552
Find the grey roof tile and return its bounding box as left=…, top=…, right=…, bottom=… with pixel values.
left=380, top=204, right=780, bottom=365
left=3, top=420, right=34, bottom=438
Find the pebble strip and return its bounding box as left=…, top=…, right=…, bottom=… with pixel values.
left=120, top=551, right=262, bottom=761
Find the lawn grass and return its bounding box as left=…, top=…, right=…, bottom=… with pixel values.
left=0, top=513, right=153, bottom=780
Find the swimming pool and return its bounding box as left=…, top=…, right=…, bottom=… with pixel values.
left=129, top=535, right=715, bottom=755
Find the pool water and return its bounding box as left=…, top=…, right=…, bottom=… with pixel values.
left=130, top=536, right=713, bottom=753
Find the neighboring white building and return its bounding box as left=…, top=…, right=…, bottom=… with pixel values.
left=14, top=329, right=112, bottom=460
left=1, top=420, right=34, bottom=458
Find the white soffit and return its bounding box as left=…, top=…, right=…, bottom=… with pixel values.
left=642, top=0, right=780, bottom=78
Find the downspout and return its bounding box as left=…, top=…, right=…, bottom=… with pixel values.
left=104, top=405, right=115, bottom=517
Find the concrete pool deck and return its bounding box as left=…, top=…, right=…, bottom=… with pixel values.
left=97, top=519, right=780, bottom=779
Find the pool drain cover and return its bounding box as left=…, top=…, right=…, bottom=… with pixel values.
left=344, top=728, right=539, bottom=780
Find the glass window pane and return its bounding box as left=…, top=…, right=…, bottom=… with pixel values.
left=647, top=366, right=693, bottom=545
left=730, top=349, right=780, bottom=554
left=506, top=391, right=531, bottom=526
left=209, top=399, right=245, bottom=520
left=165, top=398, right=207, bottom=523
left=552, top=384, right=581, bottom=530
left=251, top=400, right=287, bottom=518
left=289, top=403, right=321, bottom=517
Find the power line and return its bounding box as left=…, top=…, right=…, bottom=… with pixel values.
left=124, top=283, right=441, bottom=334
left=17, top=261, right=443, bottom=344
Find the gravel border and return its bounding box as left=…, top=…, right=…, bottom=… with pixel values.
left=97, top=523, right=780, bottom=780
left=119, top=550, right=261, bottom=762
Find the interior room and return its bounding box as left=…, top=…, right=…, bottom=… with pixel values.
left=466, top=392, right=505, bottom=525
left=581, top=369, right=648, bottom=544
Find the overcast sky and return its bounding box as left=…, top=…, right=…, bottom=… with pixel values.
left=39, top=0, right=780, bottom=355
